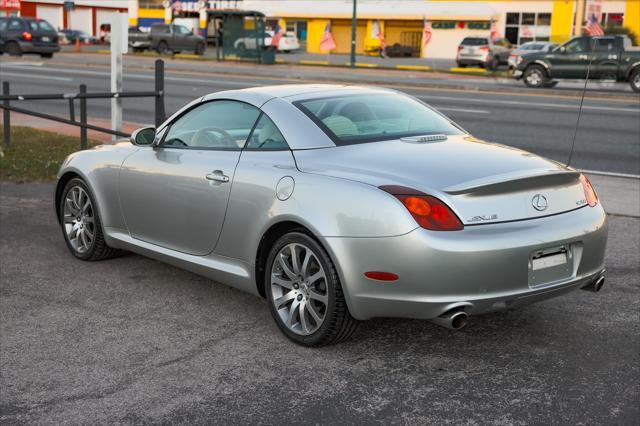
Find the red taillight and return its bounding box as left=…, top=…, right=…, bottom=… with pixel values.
left=364, top=271, right=399, bottom=282
left=458, top=45, right=464, bottom=51
left=22, top=31, right=32, bottom=41
left=579, top=174, right=598, bottom=207
left=379, top=185, right=464, bottom=231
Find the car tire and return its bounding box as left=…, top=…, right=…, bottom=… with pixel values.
left=40, top=53, right=53, bottom=58
left=7, top=41, right=22, bottom=56
left=265, top=231, right=359, bottom=346
left=59, top=178, right=119, bottom=261
left=523, top=65, right=548, bottom=88
left=630, top=68, right=640, bottom=93
left=236, top=42, right=246, bottom=55
left=156, top=41, right=169, bottom=55
left=194, top=42, right=205, bottom=55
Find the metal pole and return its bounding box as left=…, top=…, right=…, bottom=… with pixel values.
left=111, top=13, right=125, bottom=141
left=79, top=84, right=87, bottom=150
left=154, top=59, right=165, bottom=127
left=350, top=0, right=357, bottom=68
left=2, top=81, right=9, bottom=148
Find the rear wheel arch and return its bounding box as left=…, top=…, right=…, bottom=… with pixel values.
left=255, top=220, right=325, bottom=298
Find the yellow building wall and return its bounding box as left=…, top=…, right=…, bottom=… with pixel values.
left=625, top=0, right=640, bottom=45
left=550, top=0, right=574, bottom=43
left=331, top=19, right=366, bottom=54
left=364, top=20, right=384, bottom=56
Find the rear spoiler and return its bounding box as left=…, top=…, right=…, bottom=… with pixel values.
left=444, top=169, right=581, bottom=195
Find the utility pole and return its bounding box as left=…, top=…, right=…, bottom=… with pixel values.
left=350, top=0, right=357, bottom=68
left=575, top=0, right=586, bottom=36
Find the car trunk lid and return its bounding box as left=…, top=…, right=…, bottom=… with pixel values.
left=293, top=135, right=587, bottom=225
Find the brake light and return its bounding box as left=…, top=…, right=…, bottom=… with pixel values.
left=379, top=185, right=463, bottom=231
left=458, top=45, right=464, bottom=51
left=22, top=31, right=32, bottom=41
left=579, top=174, right=598, bottom=207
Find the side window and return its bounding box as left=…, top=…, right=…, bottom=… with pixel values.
left=163, top=100, right=260, bottom=150
left=246, top=114, right=289, bottom=150
left=0, top=20, right=7, bottom=32
left=565, top=38, right=588, bottom=53
left=8, top=19, right=24, bottom=31
left=594, top=38, right=615, bottom=52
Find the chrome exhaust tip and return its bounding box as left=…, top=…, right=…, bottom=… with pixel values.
left=429, top=310, right=468, bottom=330
left=582, top=275, right=605, bottom=293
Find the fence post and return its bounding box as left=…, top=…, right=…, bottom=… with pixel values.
left=2, top=81, right=9, bottom=148
left=154, top=59, right=165, bottom=128
left=79, top=84, right=88, bottom=150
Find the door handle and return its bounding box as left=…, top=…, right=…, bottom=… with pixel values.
left=578, top=54, right=589, bottom=60
left=205, top=170, right=229, bottom=183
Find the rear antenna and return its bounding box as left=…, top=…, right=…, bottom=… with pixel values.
left=567, top=38, right=596, bottom=167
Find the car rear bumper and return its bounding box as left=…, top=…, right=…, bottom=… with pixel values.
left=321, top=204, right=608, bottom=321
left=18, top=41, right=60, bottom=53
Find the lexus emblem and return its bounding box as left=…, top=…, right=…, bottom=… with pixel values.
left=532, top=194, right=548, bottom=211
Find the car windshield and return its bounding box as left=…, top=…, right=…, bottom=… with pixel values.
left=28, top=20, right=54, bottom=32
left=294, top=93, right=464, bottom=145
left=461, top=37, right=488, bottom=46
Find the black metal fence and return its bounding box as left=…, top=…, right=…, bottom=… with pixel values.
left=1, top=59, right=166, bottom=149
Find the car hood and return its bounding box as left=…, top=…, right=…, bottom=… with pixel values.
left=293, top=135, right=585, bottom=225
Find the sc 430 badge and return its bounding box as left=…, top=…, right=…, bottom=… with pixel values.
left=468, top=214, right=498, bottom=223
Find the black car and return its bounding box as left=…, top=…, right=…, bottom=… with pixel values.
left=0, top=17, right=60, bottom=58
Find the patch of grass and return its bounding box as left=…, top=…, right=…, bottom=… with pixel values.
left=0, top=126, right=99, bottom=182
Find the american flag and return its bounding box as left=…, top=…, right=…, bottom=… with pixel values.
left=489, top=20, right=499, bottom=42
left=271, top=20, right=285, bottom=47
left=376, top=19, right=386, bottom=51
left=320, top=23, right=336, bottom=51
left=585, top=13, right=604, bottom=36
left=422, top=18, right=432, bottom=47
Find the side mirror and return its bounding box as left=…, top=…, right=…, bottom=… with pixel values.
left=557, top=46, right=566, bottom=53
left=130, top=126, right=156, bottom=146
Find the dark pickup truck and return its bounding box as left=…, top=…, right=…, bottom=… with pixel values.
left=513, top=35, right=640, bottom=92
left=149, top=23, right=206, bottom=55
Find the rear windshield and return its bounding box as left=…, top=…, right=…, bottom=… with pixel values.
left=28, top=20, right=55, bottom=32
left=293, top=93, right=463, bottom=145
left=461, top=37, right=489, bottom=46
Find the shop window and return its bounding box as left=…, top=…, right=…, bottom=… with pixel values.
left=506, top=13, right=519, bottom=26
left=537, top=13, right=551, bottom=26
left=522, top=13, right=535, bottom=25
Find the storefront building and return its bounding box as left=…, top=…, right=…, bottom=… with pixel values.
left=3, top=0, right=128, bottom=36
left=4, top=1, right=639, bottom=58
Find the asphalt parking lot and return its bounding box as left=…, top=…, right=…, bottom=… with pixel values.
left=1, top=180, right=638, bottom=425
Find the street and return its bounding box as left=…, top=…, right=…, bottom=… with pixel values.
left=0, top=175, right=638, bottom=424
left=1, top=53, right=639, bottom=175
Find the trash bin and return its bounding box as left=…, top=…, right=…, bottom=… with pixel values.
left=260, top=46, right=276, bottom=65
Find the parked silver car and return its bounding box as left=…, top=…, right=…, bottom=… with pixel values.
left=508, top=41, right=557, bottom=69
left=456, top=36, right=513, bottom=69
left=56, top=85, right=607, bottom=346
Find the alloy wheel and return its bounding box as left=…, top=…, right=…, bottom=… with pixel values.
left=526, top=69, right=542, bottom=86
left=270, top=243, right=328, bottom=335
left=63, top=186, right=95, bottom=254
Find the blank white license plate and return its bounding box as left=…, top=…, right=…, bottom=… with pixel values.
left=532, top=253, right=567, bottom=271
left=42, top=36, right=50, bottom=42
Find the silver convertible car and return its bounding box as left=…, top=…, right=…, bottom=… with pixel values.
left=56, top=85, right=607, bottom=346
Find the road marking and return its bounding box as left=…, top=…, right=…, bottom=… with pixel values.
left=0, top=72, right=73, bottom=82
left=580, top=169, right=640, bottom=179
left=435, top=107, right=490, bottom=114
left=1, top=66, right=260, bottom=87
left=418, top=95, right=640, bottom=114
